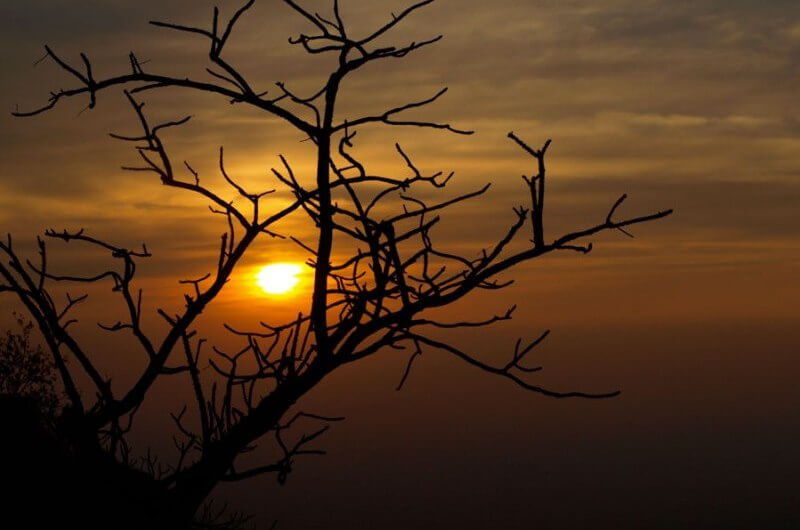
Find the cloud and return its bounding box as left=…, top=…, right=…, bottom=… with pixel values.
left=0, top=0, right=798, bottom=301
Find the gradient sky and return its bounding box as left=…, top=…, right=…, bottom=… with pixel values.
left=1, top=1, right=799, bottom=529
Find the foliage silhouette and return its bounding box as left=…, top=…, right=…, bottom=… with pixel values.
left=1, top=1, right=672, bottom=528
left=1, top=314, right=62, bottom=420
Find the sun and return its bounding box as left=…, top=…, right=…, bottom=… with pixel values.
left=256, top=263, right=303, bottom=295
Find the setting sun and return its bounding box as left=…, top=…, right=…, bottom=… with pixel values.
left=256, top=263, right=303, bottom=295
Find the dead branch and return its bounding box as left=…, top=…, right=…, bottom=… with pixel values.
left=2, top=1, right=673, bottom=526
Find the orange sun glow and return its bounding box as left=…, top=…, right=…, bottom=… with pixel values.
left=256, top=263, right=303, bottom=295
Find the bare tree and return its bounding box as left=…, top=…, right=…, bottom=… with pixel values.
left=1, top=1, right=671, bottom=528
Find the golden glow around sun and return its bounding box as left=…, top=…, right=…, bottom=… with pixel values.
left=256, top=263, right=303, bottom=295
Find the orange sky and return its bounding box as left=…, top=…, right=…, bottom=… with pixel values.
left=1, top=1, right=799, bottom=528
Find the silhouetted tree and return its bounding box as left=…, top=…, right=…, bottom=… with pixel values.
left=1, top=1, right=672, bottom=528
left=0, top=314, right=61, bottom=418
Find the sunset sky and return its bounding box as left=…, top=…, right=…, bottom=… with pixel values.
left=1, top=1, right=798, bottom=528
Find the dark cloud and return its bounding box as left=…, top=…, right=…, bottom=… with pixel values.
left=0, top=1, right=797, bottom=330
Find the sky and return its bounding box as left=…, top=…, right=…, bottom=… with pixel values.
left=1, top=1, right=799, bottom=528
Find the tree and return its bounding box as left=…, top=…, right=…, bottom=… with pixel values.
left=0, top=1, right=672, bottom=528
left=0, top=314, right=62, bottom=419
